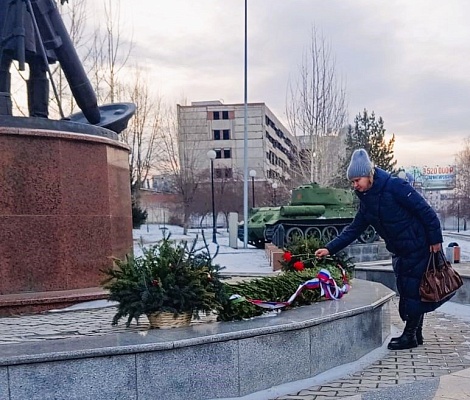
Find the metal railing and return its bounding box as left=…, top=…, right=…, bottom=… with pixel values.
left=270, top=224, right=285, bottom=248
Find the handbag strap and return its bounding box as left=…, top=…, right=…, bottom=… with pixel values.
left=426, top=251, right=436, bottom=273
left=436, top=249, right=450, bottom=269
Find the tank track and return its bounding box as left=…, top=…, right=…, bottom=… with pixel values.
left=265, top=220, right=377, bottom=246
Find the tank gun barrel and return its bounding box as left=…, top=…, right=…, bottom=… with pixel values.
left=279, top=205, right=325, bottom=217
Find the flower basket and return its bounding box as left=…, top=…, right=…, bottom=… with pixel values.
left=147, top=312, right=192, bottom=329
left=101, top=233, right=227, bottom=328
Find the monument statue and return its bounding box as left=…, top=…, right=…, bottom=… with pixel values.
left=0, top=0, right=135, bottom=315
left=0, top=0, right=134, bottom=133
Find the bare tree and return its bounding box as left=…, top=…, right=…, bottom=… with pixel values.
left=120, top=69, right=162, bottom=198
left=32, top=0, right=133, bottom=118
left=84, top=0, right=133, bottom=105
left=286, top=26, right=347, bottom=186
left=101, top=0, right=132, bottom=103
left=153, top=104, right=207, bottom=234
left=214, top=171, right=243, bottom=227
left=51, top=0, right=90, bottom=118
left=453, top=137, right=470, bottom=220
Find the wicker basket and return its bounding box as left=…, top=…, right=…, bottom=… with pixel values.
left=147, top=312, right=192, bottom=329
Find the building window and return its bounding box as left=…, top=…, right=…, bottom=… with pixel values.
left=215, top=168, right=233, bottom=179
left=223, top=129, right=230, bottom=140
left=213, top=130, right=220, bottom=140
left=222, top=111, right=229, bottom=120
left=214, top=148, right=231, bottom=159
left=213, top=111, right=220, bottom=120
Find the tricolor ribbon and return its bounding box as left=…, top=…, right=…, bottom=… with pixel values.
left=230, top=264, right=350, bottom=310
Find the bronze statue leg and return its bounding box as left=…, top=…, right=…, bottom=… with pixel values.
left=26, top=56, right=49, bottom=118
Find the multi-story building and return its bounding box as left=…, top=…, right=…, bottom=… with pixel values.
left=177, top=100, right=299, bottom=184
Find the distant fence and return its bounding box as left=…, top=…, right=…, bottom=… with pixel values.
left=188, top=214, right=227, bottom=229
left=143, top=209, right=229, bottom=229
left=145, top=207, right=171, bottom=224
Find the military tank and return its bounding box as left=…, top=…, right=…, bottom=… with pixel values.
left=238, top=182, right=377, bottom=248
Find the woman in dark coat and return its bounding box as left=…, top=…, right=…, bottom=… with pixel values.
left=315, top=149, right=449, bottom=350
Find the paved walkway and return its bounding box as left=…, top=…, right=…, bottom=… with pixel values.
left=271, top=297, right=470, bottom=400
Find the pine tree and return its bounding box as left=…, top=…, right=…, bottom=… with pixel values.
left=334, top=109, right=397, bottom=187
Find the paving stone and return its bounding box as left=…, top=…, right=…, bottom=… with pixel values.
left=319, top=382, right=343, bottom=388
left=271, top=296, right=470, bottom=399
left=298, top=390, right=329, bottom=396
left=358, top=379, right=381, bottom=385
left=317, top=389, right=339, bottom=395
left=396, top=378, right=417, bottom=385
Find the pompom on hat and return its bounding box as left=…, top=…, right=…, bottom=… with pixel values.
left=347, top=149, right=374, bottom=180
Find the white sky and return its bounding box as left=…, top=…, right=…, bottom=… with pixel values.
left=72, top=1, right=470, bottom=167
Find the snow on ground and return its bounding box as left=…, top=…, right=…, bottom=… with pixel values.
left=134, top=224, right=470, bottom=267
left=133, top=224, right=274, bottom=276
left=443, top=231, right=470, bottom=262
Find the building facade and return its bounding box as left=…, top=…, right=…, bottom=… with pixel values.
left=177, top=101, right=299, bottom=184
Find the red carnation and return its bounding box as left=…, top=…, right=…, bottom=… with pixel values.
left=283, top=251, right=292, bottom=262
left=293, top=261, right=304, bottom=271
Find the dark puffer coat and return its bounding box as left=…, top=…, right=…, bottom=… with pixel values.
left=326, top=167, right=448, bottom=320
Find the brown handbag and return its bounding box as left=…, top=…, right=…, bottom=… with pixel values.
left=420, top=250, right=463, bottom=302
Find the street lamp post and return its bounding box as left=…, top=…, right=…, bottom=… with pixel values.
left=249, top=169, right=256, bottom=208
left=312, top=151, right=316, bottom=182
left=272, top=182, right=278, bottom=205
left=207, top=150, right=217, bottom=244
left=242, top=0, right=249, bottom=249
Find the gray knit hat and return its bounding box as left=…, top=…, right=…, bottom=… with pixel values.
left=347, top=149, right=373, bottom=180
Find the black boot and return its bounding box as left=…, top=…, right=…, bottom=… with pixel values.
left=390, top=314, right=424, bottom=346
left=387, top=317, right=419, bottom=350
left=416, top=314, right=424, bottom=345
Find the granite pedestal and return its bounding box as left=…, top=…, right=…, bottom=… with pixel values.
left=0, top=118, right=133, bottom=315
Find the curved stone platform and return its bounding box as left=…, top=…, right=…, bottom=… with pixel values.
left=0, top=279, right=394, bottom=400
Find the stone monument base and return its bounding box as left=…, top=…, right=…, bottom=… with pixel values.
left=0, top=118, right=132, bottom=316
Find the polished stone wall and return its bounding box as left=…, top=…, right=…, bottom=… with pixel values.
left=0, top=127, right=132, bottom=300
left=345, top=241, right=392, bottom=263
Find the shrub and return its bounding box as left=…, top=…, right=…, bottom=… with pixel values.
left=101, top=234, right=228, bottom=327
left=132, top=200, right=148, bottom=228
